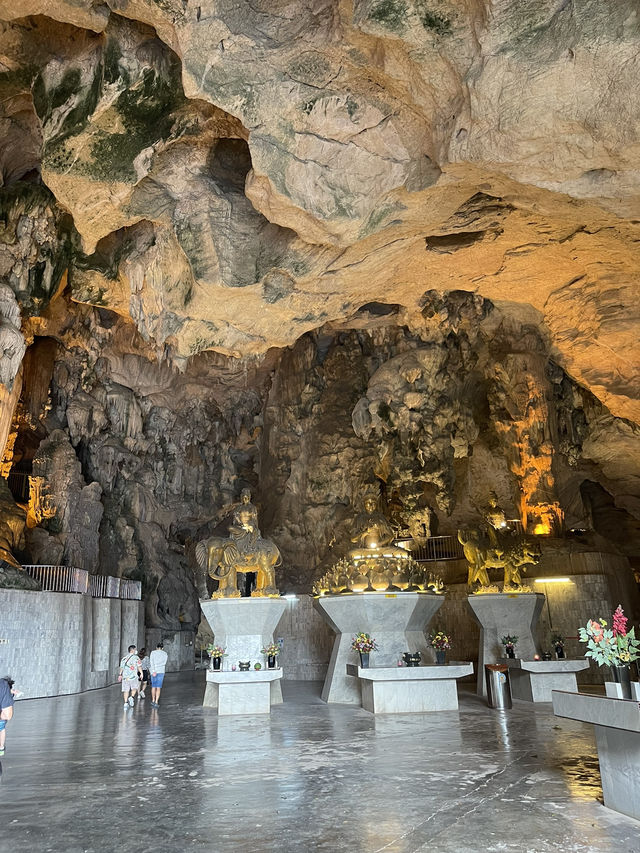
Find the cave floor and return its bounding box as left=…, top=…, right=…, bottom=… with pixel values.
left=0, top=673, right=637, bottom=853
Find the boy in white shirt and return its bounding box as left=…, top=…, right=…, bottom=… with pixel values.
left=149, top=642, right=168, bottom=707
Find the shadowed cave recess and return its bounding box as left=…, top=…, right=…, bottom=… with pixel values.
left=0, top=0, right=639, bottom=655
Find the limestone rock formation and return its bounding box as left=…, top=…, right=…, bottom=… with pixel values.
left=0, top=2, right=639, bottom=620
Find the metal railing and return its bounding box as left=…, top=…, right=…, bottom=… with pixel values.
left=7, top=470, right=30, bottom=503
left=22, top=565, right=141, bottom=600
left=22, top=565, right=89, bottom=594
left=411, top=536, right=465, bottom=562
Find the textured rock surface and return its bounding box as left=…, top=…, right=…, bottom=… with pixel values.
left=0, top=3, right=639, bottom=617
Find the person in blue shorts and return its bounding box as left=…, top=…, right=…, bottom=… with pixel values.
left=149, top=642, right=168, bottom=707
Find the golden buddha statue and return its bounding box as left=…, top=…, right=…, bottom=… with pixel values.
left=348, top=494, right=410, bottom=563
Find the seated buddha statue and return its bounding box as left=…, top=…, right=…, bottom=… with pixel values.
left=348, top=495, right=409, bottom=562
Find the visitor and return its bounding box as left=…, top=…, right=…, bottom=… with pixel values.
left=138, top=647, right=150, bottom=699
left=119, top=645, right=142, bottom=710
left=149, top=642, right=168, bottom=708
left=0, top=675, right=15, bottom=756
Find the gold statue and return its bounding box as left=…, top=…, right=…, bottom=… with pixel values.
left=311, top=490, right=446, bottom=596
left=195, top=489, right=281, bottom=599
left=459, top=523, right=541, bottom=592
left=348, top=494, right=408, bottom=559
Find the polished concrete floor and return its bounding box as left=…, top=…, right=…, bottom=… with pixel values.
left=1, top=673, right=638, bottom=853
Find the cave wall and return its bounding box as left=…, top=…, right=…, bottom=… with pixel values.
left=0, top=2, right=639, bottom=639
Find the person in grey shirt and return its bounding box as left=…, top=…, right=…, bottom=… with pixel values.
left=149, top=642, right=168, bottom=707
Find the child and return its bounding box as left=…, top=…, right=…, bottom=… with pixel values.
left=138, top=648, right=150, bottom=699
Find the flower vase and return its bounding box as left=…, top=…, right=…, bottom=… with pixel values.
left=212, top=657, right=221, bottom=671
left=505, top=646, right=515, bottom=659
left=555, top=645, right=565, bottom=660
left=611, top=664, right=632, bottom=699
left=267, top=655, right=277, bottom=669
left=359, top=652, right=370, bottom=669
left=435, top=650, right=446, bottom=666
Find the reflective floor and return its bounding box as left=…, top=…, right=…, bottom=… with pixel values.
left=1, top=674, right=638, bottom=852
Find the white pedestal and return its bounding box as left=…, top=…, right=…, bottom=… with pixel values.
left=200, top=597, right=287, bottom=707
left=552, top=690, right=640, bottom=821
left=605, top=681, right=640, bottom=700
left=467, top=593, right=545, bottom=697
left=505, top=659, right=589, bottom=702
left=347, top=662, right=473, bottom=713
left=314, top=592, right=444, bottom=704
left=205, top=669, right=283, bottom=715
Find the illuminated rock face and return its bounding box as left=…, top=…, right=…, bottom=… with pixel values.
left=0, top=3, right=639, bottom=620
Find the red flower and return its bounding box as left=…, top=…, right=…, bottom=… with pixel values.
left=612, top=605, right=628, bottom=638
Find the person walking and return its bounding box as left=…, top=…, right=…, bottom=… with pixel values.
left=149, top=642, right=168, bottom=707
left=119, top=645, right=142, bottom=710
left=138, top=648, right=150, bottom=699
left=0, top=675, right=15, bottom=756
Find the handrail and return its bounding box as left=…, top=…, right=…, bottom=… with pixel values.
left=22, top=565, right=141, bottom=600
left=410, top=536, right=465, bottom=562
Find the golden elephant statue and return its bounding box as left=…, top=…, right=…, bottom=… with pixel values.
left=195, top=536, right=282, bottom=598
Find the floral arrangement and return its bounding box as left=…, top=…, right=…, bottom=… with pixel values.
left=207, top=644, right=227, bottom=658
left=578, top=605, right=640, bottom=667
left=551, top=632, right=565, bottom=647
left=428, top=631, right=451, bottom=650
left=351, top=632, right=378, bottom=653
left=501, top=635, right=518, bottom=647
left=261, top=642, right=280, bottom=657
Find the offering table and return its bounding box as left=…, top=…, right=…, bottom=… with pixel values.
left=346, top=662, right=473, bottom=713
left=504, top=659, right=589, bottom=702
left=205, top=668, right=283, bottom=715
left=552, top=690, right=640, bottom=822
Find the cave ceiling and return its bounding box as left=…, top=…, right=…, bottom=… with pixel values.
left=0, top=0, right=638, bottom=422
left=1, top=1, right=640, bottom=617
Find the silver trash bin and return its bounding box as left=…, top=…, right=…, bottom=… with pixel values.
left=485, top=664, right=512, bottom=709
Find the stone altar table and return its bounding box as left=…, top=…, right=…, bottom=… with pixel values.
left=467, top=592, right=545, bottom=697
left=505, top=659, right=589, bottom=702
left=314, top=592, right=444, bottom=704
left=205, top=669, right=283, bottom=715
left=200, top=597, right=287, bottom=709
left=346, top=662, right=474, bottom=713
left=552, top=690, right=640, bottom=822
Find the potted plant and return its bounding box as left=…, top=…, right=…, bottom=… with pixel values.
left=551, top=632, right=565, bottom=660
left=261, top=642, right=281, bottom=669
left=429, top=631, right=451, bottom=665
left=579, top=605, right=640, bottom=698
left=501, top=635, right=518, bottom=659
left=351, top=632, right=378, bottom=668
left=207, top=644, right=227, bottom=671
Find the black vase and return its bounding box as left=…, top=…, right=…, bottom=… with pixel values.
left=212, top=656, right=222, bottom=671
left=359, top=652, right=370, bottom=668
left=555, top=645, right=565, bottom=660
left=435, top=650, right=446, bottom=665
left=611, top=664, right=632, bottom=699
left=505, top=646, right=515, bottom=659
left=267, top=655, right=277, bottom=669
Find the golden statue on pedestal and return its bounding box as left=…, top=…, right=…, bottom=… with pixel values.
left=195, top=489, right=281, bottom=599
left=312, top=491, right=444, bottom=597
left=459, top=491, right=540, bottom=592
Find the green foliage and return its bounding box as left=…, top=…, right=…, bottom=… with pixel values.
left=501, top=635, right=518, bottom=646
left=579, top=615, right=640, bottom=666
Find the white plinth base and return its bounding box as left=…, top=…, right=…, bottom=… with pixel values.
left=552, top=690, right=640, bottom=821
left=346, top=662, right=473, bottom=713
left=200, top=597, right=287, bottom=707
left=467, top=593, right=545, bottom=697
left=605, top=681, right=640, bottom=700
left=505, top=659, right=589, bottom=702
left=204, top=669, right=283, bottom=715
left=314, top=593, right=445, bottom=704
